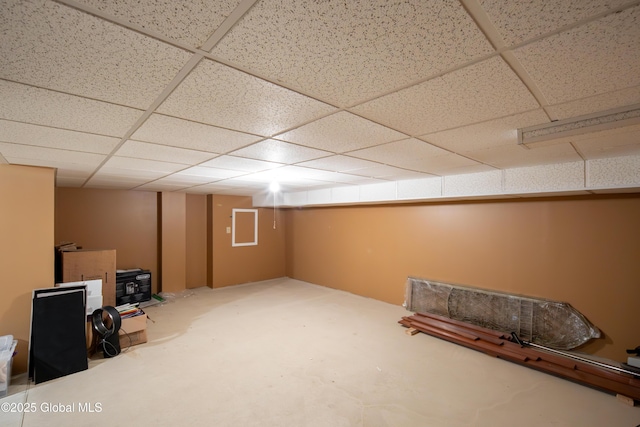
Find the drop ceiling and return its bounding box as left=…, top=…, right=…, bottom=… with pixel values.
left=1, top=0, right=639, bottom=202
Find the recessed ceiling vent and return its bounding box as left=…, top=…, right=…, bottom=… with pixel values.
left=518, top=104, right=640, bottom=147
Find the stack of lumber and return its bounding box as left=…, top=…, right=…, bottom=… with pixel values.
left=400, top=312, right=640, bottom=402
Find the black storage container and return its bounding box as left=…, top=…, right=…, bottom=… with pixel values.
left=116, top=269, right=151, bottom=306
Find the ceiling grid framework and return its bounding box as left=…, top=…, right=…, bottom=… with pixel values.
left=0, top=0, right=638, bottom=201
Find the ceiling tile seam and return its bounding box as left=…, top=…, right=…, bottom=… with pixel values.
left=499, top=52, right=554, bottom=121
left=584, top=159, right=590, bottom=189
left=495, top=0, right=640, bottom=54
left=80, top=53, right=206, bottom=187
left=126, top=159, right=289, bottom=191
left=570, top=141, right=587, bottom=162
left=227, top=137, right=338, bottom=157
left=548, top=84, right=640, bottom=111
left=0, top=116, right=125, bottom=141
left=52, top=0, right=198, bottom=53
left=106, top=152, right=219, bottom=167
left=418, top=107, right=546, bottom=138
left=202, top=53, right=345, bottom=112
left=290, top=164, right=410, bottom=180
left=458, top=0, right=553, bottom=121
left=458, top=0, right=506, bottom=50
left=0, top=139, right=110, bottom=157
left=0, top=77, right=148, bottom=114
left=341, top=50, right=501, bottom=110
left=125, top=138, right=227, bottom=157
left=337, top=134, right=499, bottom=173
left=149, top=112, right=267, bottom=141
left=198, top=0, right=261, bottom=52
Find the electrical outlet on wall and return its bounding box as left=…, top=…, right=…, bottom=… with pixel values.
left=226, top=226, right=231, bottom=234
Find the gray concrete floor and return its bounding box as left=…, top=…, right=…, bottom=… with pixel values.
left=1, top=277, right=639, bottom=426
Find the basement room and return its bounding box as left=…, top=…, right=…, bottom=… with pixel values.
left=1, top=0, right=639, bottom=426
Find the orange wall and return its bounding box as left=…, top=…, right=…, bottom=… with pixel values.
left=209, top=195, right=286, bottom=287
left=285, top=195, right=640, bottom=361
left=186, top=194, right=207, bottom=289
left=159, top=192, right=186, bottom=293
left=55, top=188, right=158, bottom=293
left=0, top=165, right=55, bottom=374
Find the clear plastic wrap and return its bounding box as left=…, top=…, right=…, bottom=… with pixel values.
left=404, top=277, right=600, bottom=350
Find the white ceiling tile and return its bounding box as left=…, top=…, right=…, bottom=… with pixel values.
left=0, top=120, right=120, bottom=154
left=131, top=114, right=261, bottom=153
left=0, top=142, right=105, bottom=166
left=211, top=0, right=493, bottom=107
left=152, top=174, right=216, bottom=185
left=421, top=110, right=550, bottom=153
left=210, top=187, right=261, bottom=196
left=479, top=0, right=631, bottom=46
left=587, top=155, right=640, bottom=188
left=547, top=86, right=640, bottom=120
left=199, top=155, right=281, bottom=172
left=444, top=170, right=503, bottom=196
left=296, top=155, right=381, bottom=172
left=102, top=156, right=186, bottom=173
left=84, top=174, right=150, bottom=189
left=397, top=177, right=442, bottom=200
left=115, top=140, right=216, bottom=164
left=72, top=0, right=240, bottom=49
left=572, top=125, right=640, bottom=160
left=135, top=181, right=192, bottom=192
left=91, top=169, right=166, bottom=181
left=0, top=81, right=142, bottom=137
left=306, top=188, right=331, bottom=205
left=331, top=186, right=360, bottom=204
left=359, top=182, right=397, bottom=202
left=174, top=166, right=245, bottom=180
left=467, top=143, right=583, bottom=169
left=348, top=164, right=432, bottom=180
left=352, top=57, right=539, bottom=135
left=505, top=161, right=585, bottom=193
left=55, top=168, right=95, bottom=179
left=0, top=0, right=191, bottom=109
left=513, top=5, right=640, bottom=105
left=231, top=139, right=331, bottom=163
left=349, top=138, right=483, bottom=175
left=157, top=59, right=336, bottom=136
left=276, top=111, right=407, bottom=152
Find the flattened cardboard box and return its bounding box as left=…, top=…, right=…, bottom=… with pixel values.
left=119, top=312, right=147, bottom=348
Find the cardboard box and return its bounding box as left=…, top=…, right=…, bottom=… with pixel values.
left=59, top=249, right=116, bottom=307
left=119, top=312, right=147, bottom=349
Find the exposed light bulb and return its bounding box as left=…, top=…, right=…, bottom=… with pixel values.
left=269, top=181, right=280, bottom=193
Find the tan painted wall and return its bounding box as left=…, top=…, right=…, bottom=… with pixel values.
left=55, top=188, right=158, bottom=293
left=0, top=165, right=55, bottom=374
left=186, top=194, right=207, bottom=289
left=159, top=192, right=186, bottom=293
left=209, top=195, right=286, bottom=287
left=285, top=195, right=640, bottom=361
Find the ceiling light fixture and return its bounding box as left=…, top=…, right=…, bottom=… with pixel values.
left=518, top=104, right=640, bottom=147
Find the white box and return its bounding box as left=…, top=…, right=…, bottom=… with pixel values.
left=57, top=279, right=102, bottom=296
left=86, top=295, right=104, bottom=315
left=56, top=279, right=103, bottom=315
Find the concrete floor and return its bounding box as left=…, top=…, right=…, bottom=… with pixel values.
left=1, top=277, right=639, bottom=426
